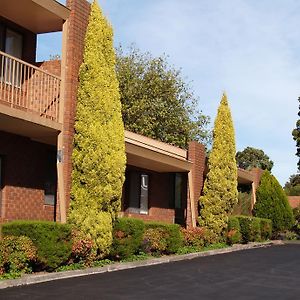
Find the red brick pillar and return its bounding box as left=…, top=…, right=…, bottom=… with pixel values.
left=186, top=141, right=206, bottom=227
left=250, top=168, right=264, bottom=208
left=63, top=0, right=90, bottom=212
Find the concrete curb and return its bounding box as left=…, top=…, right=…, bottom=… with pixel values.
left=0, top=240, right=284, bottom=289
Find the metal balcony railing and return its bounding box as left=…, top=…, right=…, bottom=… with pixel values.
left=0, top=50, right=61, bottom=122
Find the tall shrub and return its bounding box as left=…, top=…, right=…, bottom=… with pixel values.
left=253, top=171, right=294, bottom=232
left=69, top=1, right=126, bottom=256
left=199, top=93, right=238, bottom=240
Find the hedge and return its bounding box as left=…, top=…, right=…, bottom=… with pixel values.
left=260, top=218, right=272, bottom=240
left=1, top=221, right=72, bottom=270
left=111, top=218, right=145, bottom=259
left=236, top=216, right=261, bottom=243
left=227, top=216, right=242, bottom=244
left=143, top=222, right=182, bottom=254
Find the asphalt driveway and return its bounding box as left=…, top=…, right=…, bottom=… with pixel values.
left=1, top=244, right=299, bottom=300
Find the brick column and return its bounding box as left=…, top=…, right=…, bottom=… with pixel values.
left=249, top=168, right=264, bottom=208
left=62, top=0, right=90, bottom=213
left=186, top=141, right=206, bottom=227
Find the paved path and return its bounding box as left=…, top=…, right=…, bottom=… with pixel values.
left=1, top=244, right=299, bottom=299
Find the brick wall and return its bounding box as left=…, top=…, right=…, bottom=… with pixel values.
left=250, top=168, right=264, bottom=190
left=288, top=196, right=300, bottom=209
left=0, top=131, right=57, bottom=222
left=37, top=60, right=61, bottom=77
left=187, top=141, right=206, bottom=227
left=63, top=0, right=90, bottom=212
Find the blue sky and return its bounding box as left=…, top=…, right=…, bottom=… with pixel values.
left=38, top=0, right=300, bottom=185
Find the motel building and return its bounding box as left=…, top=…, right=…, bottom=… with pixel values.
left=0, top=0, right=262, bottom=228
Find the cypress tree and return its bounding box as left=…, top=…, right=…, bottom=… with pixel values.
left=292, top=97, right=300, bottom=170
left=199, top=93, right=238, bottom=240
left=254, top=171, right=294, bottom=232
left=69, top=1, right=126, bottom=256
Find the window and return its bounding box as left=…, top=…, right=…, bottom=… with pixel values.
left=174, top=173, right=183, bottom=209
left=0, top=24, right=4, bottom=52
left=44, top=151, right=57, bottom=206
left=5, top=29, right=22, bottom=59
left=127, top=171, right=149, bottom=215
left=0, top=26, right=23, bottom=86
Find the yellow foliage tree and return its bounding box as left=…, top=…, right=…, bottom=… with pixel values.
left=69, top=1, right=126, bottom=256
left=199, top=93, right=238, bottom=240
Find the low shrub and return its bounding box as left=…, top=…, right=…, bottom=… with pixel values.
left=142, top=228, right=168, bottom=254
left=227, top=217, right=242, bottom=245
left=293, top=207, right=300, bottom=235
left=260, top=218, right=272, bottom=240
left=142, top=222, right=183, bottom=254
left=70, top=230, right=96, bottom=266
left=181, top=227, right=205, bottom=248
left=275, top=230, right=299, bottom=241
left=236, top=216, right=261, bottom=243
left=111, top=218, right=145, bottom=259
left=0, top=236, right=37, bottom=276
left=1, top=221, right=72, bottom=270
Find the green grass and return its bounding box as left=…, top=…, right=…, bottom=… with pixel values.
left=176, top=243, right=228, bottom=255
left=0, top=272, right=23, bottom=280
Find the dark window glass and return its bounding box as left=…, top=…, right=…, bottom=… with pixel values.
left=5, top=28, right=22, bottom=58
left=0, top=24, right=4, bottom=51
left=44, top=151, right=57, bottom=206
left=127, top=171, right=149, bottom=214
left=174, top=173, right=182, bottom=209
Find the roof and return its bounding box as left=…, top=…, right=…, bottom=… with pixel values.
left=1, top=0, right=70, bottom=33
left=125, top=130, right=192, bottom=172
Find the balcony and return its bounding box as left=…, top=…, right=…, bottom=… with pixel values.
left=0, top=51, right=61, bottom=122
left=0, top=51, right=63, bottom=145
left=0, top=0, right=70, bottom=145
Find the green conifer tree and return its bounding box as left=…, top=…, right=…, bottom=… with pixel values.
left=69, top=1, right=126, bottom=256
left=254, top=171, right=294, bottom=232
left=199, top=93, right=238, bottom=240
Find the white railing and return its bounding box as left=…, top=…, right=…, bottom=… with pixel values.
left=0, top=51, right=61, bottom=122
